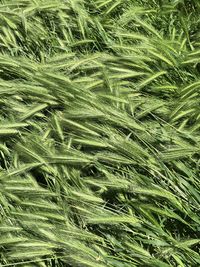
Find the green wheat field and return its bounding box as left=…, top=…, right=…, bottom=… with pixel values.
left=0, top=0, right=200, bottom=266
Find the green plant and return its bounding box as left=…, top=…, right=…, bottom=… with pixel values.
left=0, top=0, right=199, bottom=266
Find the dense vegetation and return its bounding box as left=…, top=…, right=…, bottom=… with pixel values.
left=0, top=0, right=200, bottom=266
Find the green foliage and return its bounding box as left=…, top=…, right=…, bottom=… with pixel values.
left=0, top=0, right=199, bottom=266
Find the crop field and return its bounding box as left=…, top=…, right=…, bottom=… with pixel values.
left=0, top=0, right=199, bottom=266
